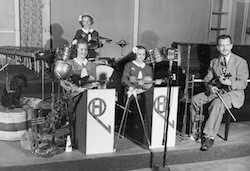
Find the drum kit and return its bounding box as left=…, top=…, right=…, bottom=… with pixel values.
left=146, top=47, right=168, bottom=64
left=116, top=39, right=129, bottom=56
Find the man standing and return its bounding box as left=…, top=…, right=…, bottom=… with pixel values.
left=190, top=34, right=249, bottom=151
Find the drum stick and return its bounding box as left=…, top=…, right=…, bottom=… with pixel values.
left=215, top=91, right=236, bottom=121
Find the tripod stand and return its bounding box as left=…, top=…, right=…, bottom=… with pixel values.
left=114, top=89, right=150, bottom=151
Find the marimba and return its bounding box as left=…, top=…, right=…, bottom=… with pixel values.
left=0, top=46, right=56, bottom=100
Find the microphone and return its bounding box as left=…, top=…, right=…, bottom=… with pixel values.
left=167, top=48, right=175, bottom=72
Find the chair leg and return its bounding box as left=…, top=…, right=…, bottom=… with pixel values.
left=224, top=112, right=231, bottom=141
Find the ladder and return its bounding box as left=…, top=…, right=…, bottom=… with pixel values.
left=208, top=0, right=233, bottom=43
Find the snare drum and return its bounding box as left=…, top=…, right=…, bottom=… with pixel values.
left=56, top=44, right=71, bottom=61
left=147, top=47, right=167, bottom=64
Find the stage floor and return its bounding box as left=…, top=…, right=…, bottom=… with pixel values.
left=0, top=65, right=250, bottom=170
left=0, top=121, right=250, bottom=171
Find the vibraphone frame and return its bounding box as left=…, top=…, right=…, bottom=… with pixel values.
left=0, top=46, right=55, bottom=100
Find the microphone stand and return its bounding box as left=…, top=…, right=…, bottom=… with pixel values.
left=153, top=59, right=173, bottom=171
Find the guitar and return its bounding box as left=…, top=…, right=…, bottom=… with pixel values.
left=70, top=74, right=116, bottom=87
left=69, top=75, right=98, bottom=87
left=63, top=74, right=116, bottom=97
left=128, top=76, right=167, bottom=94
left=129, top=76, right=166, bottom=89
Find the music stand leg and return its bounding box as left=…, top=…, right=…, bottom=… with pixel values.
left=114, top=96, right=130, bottom=150
left=134, top=96, right=151, bottom=146
left=121, top=106, right=130, bottom=138
left=114, top=92, right=151, bottom=150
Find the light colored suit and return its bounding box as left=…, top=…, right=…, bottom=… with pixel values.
left=191, top=53, right=249, bottom=137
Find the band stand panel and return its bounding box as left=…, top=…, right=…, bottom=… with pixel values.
left=75, top=89, right=115, bottom=155
left=150, top=87, right=179, bottom=149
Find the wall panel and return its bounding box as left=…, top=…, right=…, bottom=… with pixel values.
left=139, top=0, right=211, bottom=50
left=50, top=0, right=134, bottom=58
left=0, top=0, right=17, bottom=46
left=50, top=0, right=212, bottom=59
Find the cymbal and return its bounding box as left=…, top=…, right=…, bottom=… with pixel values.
left=116, top=39, right=129, bottom=47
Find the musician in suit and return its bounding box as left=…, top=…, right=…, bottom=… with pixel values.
left=190, top=35, right=249, bottom=151
left=71, top=14, right=102, bottom=60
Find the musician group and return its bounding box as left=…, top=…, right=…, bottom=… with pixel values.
left=55, top=14, right=249, bottom=152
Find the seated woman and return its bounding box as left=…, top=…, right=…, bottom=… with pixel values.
left=121, top=45, right=162, bottom=94
left=60, top=39, right=98, bottom=97
left=121, top=45, right=161, bottom=145
left=122, top=45, right=153, bottom=95
left=59, top=39, right=98, bottom=144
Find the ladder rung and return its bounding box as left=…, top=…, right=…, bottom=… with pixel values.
left=211, top=28, right=227, bottom=31
left=212, top=12, right=228, bottom=15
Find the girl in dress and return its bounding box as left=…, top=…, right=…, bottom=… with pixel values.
left=72, top=14, right=101, bottom=60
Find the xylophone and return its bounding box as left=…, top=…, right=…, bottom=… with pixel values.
left=0, top=46, right=56, bottom=100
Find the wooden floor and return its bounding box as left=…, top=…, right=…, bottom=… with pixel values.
left=0, top=121, right=250, bottom=171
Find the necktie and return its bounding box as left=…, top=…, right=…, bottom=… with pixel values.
left=138, top=71, right=143, bottom=79
left=87, top=33, right=91, bottom=41
left=222, top=57, right=227, bottom=75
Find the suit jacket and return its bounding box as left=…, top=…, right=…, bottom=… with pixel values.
left=204, top=53, right=249, bottom=109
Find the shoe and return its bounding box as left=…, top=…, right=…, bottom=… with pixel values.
left=200, top=137, right=214, bottom=151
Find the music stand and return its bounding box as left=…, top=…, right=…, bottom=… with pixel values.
left=114, top=89, right=151, bottom=151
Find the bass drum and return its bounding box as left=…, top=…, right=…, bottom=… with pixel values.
left=113, top=52, right=135, bottom=76
left=96, top=65, right=122, bottom=94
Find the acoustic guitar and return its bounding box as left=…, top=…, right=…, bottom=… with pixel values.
left=70, top=75, right=98, bottom=87
left=128, top=76, right=167, bottom=94
left=64, top=74, right=116, bottom=97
